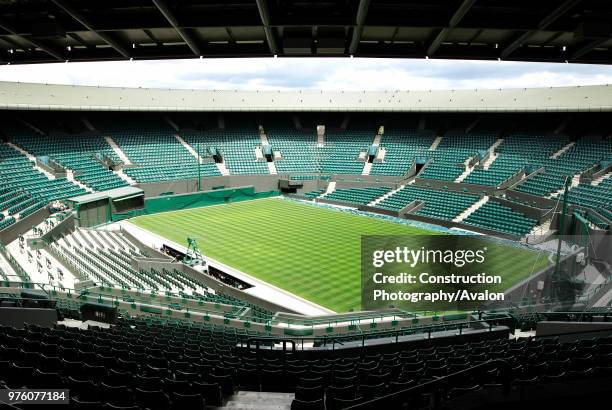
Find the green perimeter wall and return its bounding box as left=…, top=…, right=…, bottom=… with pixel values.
left=113, top=186, right=278, bottom=220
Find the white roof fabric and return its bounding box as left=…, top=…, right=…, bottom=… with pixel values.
left=0, top=81, right=611, bottom=112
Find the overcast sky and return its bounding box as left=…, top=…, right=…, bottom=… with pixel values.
left=1, top=58, right=612, bottom=91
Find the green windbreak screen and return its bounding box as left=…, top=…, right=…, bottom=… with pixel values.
left=113, top=186, right=278, bottom=220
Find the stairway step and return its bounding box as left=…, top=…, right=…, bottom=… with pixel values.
left=222, top=391, right=293, bottom=409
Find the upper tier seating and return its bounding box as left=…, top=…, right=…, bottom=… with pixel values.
left=9, top=129, right=128, bottom=192
left=376, top=185, right=480, bottom=221
left=463, top=133, right=568, bottom=187
left=183, top=129, right=269, bottom=175
left=463, top=200, right=538, bottom=237
left=370, top=130, right=435, bottom=176
left=515, top=136, right=612, bottom=197
left=324, top=186, right=391, bottom=205
left=266, top=128, right=320, bottom=174
left=319, top=130, right=372, bottom=174
left=419, top=133, right=497, bottom=181
left=0, top=143, right=86, bottom=225
left=97, top=119, right=221, bottom=182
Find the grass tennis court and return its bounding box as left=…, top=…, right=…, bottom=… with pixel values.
left=130, top=198, right=550, bottom=312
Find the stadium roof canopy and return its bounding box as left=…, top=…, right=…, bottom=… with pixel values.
left=1, top=0, right=611, bottom=65
left=1, top=81, right=611, bottom=112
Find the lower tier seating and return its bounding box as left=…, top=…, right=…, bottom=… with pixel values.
left=377, top=186, right=479, bottom=221
left=323, top=187, right=391, bottom=205
left=463, top=201, right=538, bottom=237
left=1, top=318, right=610, bottom=410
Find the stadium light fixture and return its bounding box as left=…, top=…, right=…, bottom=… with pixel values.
left=562, top=45, right=567, bottom=51
left=67, top=46, right=71, bottom=51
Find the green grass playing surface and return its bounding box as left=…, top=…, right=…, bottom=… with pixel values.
left=130, top=198, right=550, bottom=312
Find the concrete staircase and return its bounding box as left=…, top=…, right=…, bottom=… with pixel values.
left=429, top=136, right=443, bottom=151
left=453, top=195, right=489, bottom=223
left=362, top=162, right=373, bottom=175
left=216, top=162, right=230, bottom=176
left=455, top=158, right=475, bottom=183
left=6, top=142, right=56, bottom=180
left=164, top=116, right=180, bottom=132
left=372, top=133, right=382, bottom=146
left=267, top=162, right=277, bottom=175
left=106, top=136, right=132, bottom=165
left=260, top=133, right=269, bottom=145
left=175, top=135, right=202, bottom=163
left=113, top=169, right=137, bottom=186
left=592, top=171, right=612, bottom=186
left=319, top=181, right=336, bottom=198
left=255, top=147, right=264, bottom=161
left=482, top=138, right=505, bottom=170
left=82, top=117, right=96, bottom=131
left=317, top=127, right=325, bottom=147
left=221, top=391, right=293, bottom=409
left=18, top=118, right=45, bottom=136
left=550, top=141, right=575, bottom=159
left=66, top=169, right=94, bottom=193
left=528, top=217, right=553, bottom=236
left=368, top=184, right=405, bottom=207
left=548, top=173, right=581, bottom=199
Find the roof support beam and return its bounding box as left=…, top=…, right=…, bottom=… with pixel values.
left=51, top=0, right=130, bottom=58
left=427, top=0, right=476, bottom=57
left=151, top=0, right=201, bottom=56
left=0, top=19, right=63, bottom=60
left=500, top=0, right=581, bottom=59
left=571, top=38, right=609, bottom=60
left=255, top=0, right=277, bottom=55
left=349, top=0, right=371, bottom=55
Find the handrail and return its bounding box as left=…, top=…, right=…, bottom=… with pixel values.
left=345, top=359, right=511, bottom=409
left=246, top=337, right=296, bottom=353
left=535, top=325, right=612, bottom=339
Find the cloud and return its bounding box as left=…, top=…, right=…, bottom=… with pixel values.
left=0, top=57, right=611, bottom=91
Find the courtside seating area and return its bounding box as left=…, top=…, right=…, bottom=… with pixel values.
left=267, top=128, right=320, bottom=174
left=319, top=131, right=372, bottom=174
left=370, top=130, right=435, bottom=176
left=9, top=131, right=128, bottom=192
left=47, top=228, right=274, bottom=321
left=98, top=120, right=220, bottom=183
left=0, top=143, right=85, bottom=226
left=302, top=189, right=326, bottom=199
left=376, top=185, right=480, bottom=221
left=515, top=136, right=612, bottom=197
left=184, top=129, right=268, bottom=175
left=419, top=133, right=497, bottom=181
left=49, top=228, right=212, bottom=294
left=324, top=187, right=391, bottom=206
left=463, top=134, right=568, bottom=187
left=568, top=177, right=612, bottom=212
left=463, top=201, right=538, bottom=237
